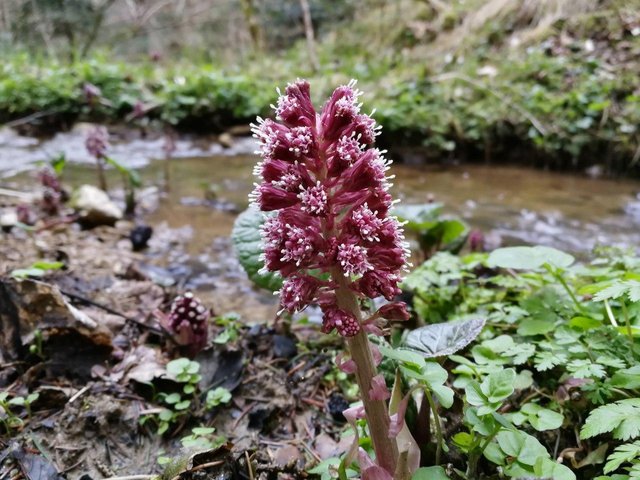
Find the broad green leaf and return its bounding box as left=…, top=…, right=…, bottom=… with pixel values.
left=403, top=317, right=485, bottom=358
left=570, top=316, right=602, bottom=330
left=534, top=457, right=577, bottom=480
left=482, top=368, right=516, bottom=403
left=394, top=203, right=443, bottom=230
left=517, top=317, right=556, bottom=336
left=487, top=246, right=574, bottom=270
left=497, top=430, right=547, bottom=466
left=379, top=346, right=426, bottom=368
left=520, top=403, right=564, bottom=431
left=411, top=466, right=450, bottom=479
left=231, top=207, right=283, bottom=291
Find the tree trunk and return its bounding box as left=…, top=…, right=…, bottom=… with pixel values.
left=239, top=0, right=262, bottom=52
left=299, top=0, right=319, bottom=72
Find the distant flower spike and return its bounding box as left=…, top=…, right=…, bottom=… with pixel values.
left=165, top=292, right=210, bottom=356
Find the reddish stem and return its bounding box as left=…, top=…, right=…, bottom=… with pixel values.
left=334, top=274, right=399, bottom=475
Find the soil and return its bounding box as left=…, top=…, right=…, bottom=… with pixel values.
left=0, top=197, right=349, bottom=480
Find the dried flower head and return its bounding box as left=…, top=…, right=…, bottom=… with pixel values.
left=250, top=80, right=409, bottom=337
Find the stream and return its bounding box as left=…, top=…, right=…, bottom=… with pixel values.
left=2, top=126, right=640, bottom=318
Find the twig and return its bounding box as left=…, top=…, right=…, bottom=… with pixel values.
left=232, top=402, right=256, bottom=429
left=59, top=289, right=165, bottom=336
left=102, top=476, right=156, bottom=480
left=169, top=460, right=224, bottom=480
left=69, top=385, right=91, bottom=404
left=245, top=451, right=255, bottom=480
left=3, top=109, right=58, bottom=128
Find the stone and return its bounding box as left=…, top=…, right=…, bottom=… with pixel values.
left=218, top=132, right=234, bottom=148
left=0, top=210, right=18, bottom=232
left=71, top=185, right=123, bottom=226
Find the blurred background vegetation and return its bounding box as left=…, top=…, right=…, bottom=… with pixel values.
left=0, top=0, right=639, bottom=173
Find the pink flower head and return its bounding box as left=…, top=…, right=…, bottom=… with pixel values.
left=83, top=83, right=102, bottom=105
left=279, top=275, right=319, bottom=313
left=322, top=306, right=360, bottom=337
left=85, top=126, right=109, bottom=159
left=251, top=80, right=409, bottom=337
left=376, top=302, right=411, bottom=322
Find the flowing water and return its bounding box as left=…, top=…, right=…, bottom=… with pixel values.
left=2, top=127, right=639, bottom=317
left=2, top=126, right=640, bottom=254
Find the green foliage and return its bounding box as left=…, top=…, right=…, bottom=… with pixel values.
left=0, top=390, right=39, bottom=434
left=205, top=387, right=232, bottom=410
left=394, top=203, right=469, bottom=258
left=142, top=358, right=202, bottom=435
left=400, top=245, right=640, bottom=478
left=180, top=427, right=224, bottom=450
left=10, top=260, right=64, bottom=278
left=231, top=207, right=283, bottom=292
left=581, top=400, right=640, bottom=442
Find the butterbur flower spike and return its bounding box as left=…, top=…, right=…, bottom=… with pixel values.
left=250, top=80, right=409, bottom=331
left=250, top=80, right=412, bottom=477
left=85, top=126, right=110, bottom=191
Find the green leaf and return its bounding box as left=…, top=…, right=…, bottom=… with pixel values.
left=411, top=466, right=450, bottom=479
left=158, top=409, right=173, bottom=422
left=394, top=203, right=443, bottom=230
left=379, top=345, right=426, bottom=368
left=581, top=399, right=640, bottom=441
left=104, top=156, right=141, bottom=187
left=231, top=207, right=283, bottom=291
left=612, top=366, right=640, bottom=389
left=487, top=246, right=574, bottom=270
left=403, top=317, right=485, bottom=358
left=534, top=457, right=577, bottom=480
left=605, top=441, right=640, bottom=474
left=520, top=403, right=564, bottom=431
left=482, top=368, right=516, bottom=403
left=164, top=393, right=181, bottom=404
left=517, top=317, right=556, bottom=336
left=497, top=430, right=548, bottom=466
left=570, top=316, right=602, bottom=330
left=32, top=261, right=64, bottom=270
left=167, top=358, right=190, bottom=376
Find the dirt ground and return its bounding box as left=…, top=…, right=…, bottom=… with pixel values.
left=0, top=196, right=351, bottom=480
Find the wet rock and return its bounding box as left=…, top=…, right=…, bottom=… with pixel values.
left=71, top=185, right=123, bottom=227
left=218, top=132, right=234, bottom=148
left=227, top=125, right=252, bottom=136
left=0, top=209, right=18, bottom=232
left=129, top=225, right=153, bottom=251
left=272, top=335, right=297, bottom=359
